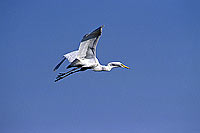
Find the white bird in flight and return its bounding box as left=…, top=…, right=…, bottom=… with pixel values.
left=54, top=25, right=129, bottom=82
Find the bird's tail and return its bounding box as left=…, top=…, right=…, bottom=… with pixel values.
left=53, top=57, right=66, bottom=71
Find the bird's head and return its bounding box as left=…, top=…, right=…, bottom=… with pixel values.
left=108, top=62, right=130, bottom=69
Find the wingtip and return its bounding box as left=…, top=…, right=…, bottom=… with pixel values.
left=99, top=25, right=104, bottom=33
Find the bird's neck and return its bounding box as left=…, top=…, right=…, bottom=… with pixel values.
left=93, top=63, right=117, bottom=71
left=100, top=65, right=111, bottom=71
left=92, top=64, right=113, bottom=71
left=101, top=64, right=117, bottom=71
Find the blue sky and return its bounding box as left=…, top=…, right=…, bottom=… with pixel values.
left=0, top=0, right=200, bottom=133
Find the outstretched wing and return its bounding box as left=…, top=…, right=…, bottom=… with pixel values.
left=53, top=50, right=78, bottom=71
left=53, top=57, right=66, bottom=71
left=54, top=26, right=103, bottom=71
left=64, top=50, right=78, bottom=63
left=77, top=25, right=103, bottom=59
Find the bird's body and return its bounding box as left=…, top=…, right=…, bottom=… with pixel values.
left=54, top=26, right=129, bottom=82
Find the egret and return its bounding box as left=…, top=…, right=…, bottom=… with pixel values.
left=54, top=25, right=129, bottom=82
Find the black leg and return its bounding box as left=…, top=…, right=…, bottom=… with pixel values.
left=55, top=68, right=82, bottom=82
left=56, top=67, right=79, bottom=78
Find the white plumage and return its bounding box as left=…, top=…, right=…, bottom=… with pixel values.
left=54, top=26, right=129, bottom=82
left=64, top=50, right=78, bottom=63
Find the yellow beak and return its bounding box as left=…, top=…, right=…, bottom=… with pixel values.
left=121, top=64, right=130, bottom=69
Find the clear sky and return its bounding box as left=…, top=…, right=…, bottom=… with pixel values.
left=0, top=0, right=200, bottom=133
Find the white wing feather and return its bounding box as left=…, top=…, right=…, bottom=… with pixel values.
left=78, top=26, right=102, bottom=59
left=64, top=50, right=78, bottom=63
left=78, top=39, right=95, bottom=59
left=54, top=26, right=103, bottom=72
